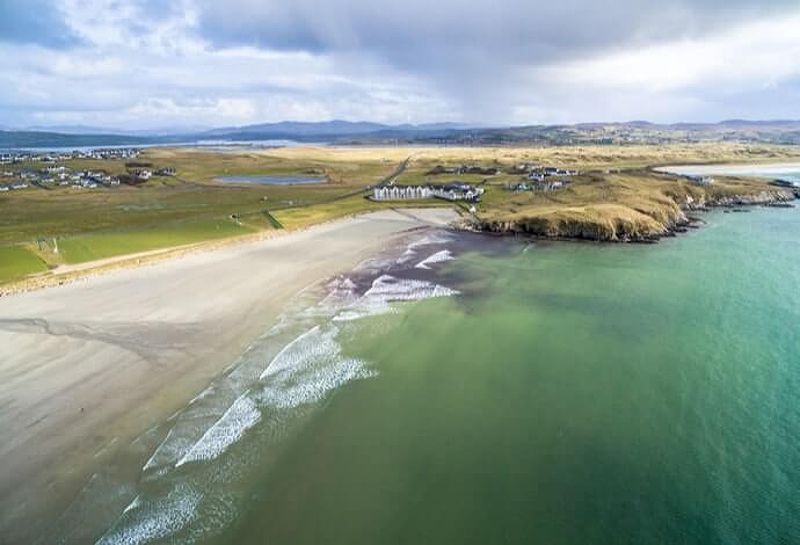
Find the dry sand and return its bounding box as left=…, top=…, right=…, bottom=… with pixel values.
left=0, top=208, right=457, bottom=541
left=656, top=162, right=800, bottom=176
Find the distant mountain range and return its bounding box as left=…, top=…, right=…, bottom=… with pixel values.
left=3, top=119, right=800, bottom=149
left=22, top=124, right=213, bottom=136
left=201, top=120, right=477, bottom=141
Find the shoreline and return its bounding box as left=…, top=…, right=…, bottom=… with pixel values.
left=0, top=208, right=457, bottom=543
left=0, top=204, right=459, bottom=297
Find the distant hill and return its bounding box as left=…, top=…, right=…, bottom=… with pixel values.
left=24, top=124, right=210, bottom=136
left=2, top=119, right=800, bottom=149
left=203, top=120, right=476, bottom=140
left=208, top=120, right=388, bottom=137
left=0, top=130, right=157, bottom=149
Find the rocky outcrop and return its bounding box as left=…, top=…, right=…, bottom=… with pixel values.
left=469, top=187, right=795, bottom=243
left=682, top=190, right=794, bottom=210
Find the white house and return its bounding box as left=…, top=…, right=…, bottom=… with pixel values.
left=372, top=185, right=434, bottom=201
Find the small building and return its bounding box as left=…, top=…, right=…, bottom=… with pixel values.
left=133, top=169, right=152, bottom=180
left=527, top=172, right=545, bottom=182
left=532, top=179, right=572, bottom=192
left=687, top=175, right=714, bottom=186
left=507, top=182, right=530, bottom=192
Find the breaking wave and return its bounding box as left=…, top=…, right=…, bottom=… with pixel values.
left=415, top=249, right=455, bottom=269
left=335, top=274, right=458, bottom=322
left=176, top=395, right=261, bottom=467
left=397, top=232, right=454, bottom=264
left=95, top=485, right=201, bottom=545
left=258, top=324, right=376, bottom=409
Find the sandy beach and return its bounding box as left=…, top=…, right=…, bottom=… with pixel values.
left=0, top=208, right=456, bottom=542
left=656, top=162, right=800, bottom=177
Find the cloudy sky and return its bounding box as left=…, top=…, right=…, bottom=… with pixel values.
left=1, top=0, right=799, bottom=130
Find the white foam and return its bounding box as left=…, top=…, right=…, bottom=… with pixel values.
left=366, top=274, right=458, bottom=301
left=258, top=357, right=375, bottom=409
left=396, top=232, right=454, bottom=264
left=415, top=249, right=454, bottom=269
left=334, top=274, right=458, bottom=321
left=144, top=387, right=235, bottom=472
left=326, top=275, right=357, bottom=295
left=121, top=496, right=141, bottom=515
left=259, top=325, right=332, bottom=380
left=143, top=428, right=182, bottom=472
left=256, top=324, right=375, bottom=408
left=95, top=485, right=201, bottom=545
left=176, top=395, right=261, bottom=467
left=407, top=232, right=454, bottom=250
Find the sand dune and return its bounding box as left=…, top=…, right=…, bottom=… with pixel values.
left=0, top=208, right=456, bottom=541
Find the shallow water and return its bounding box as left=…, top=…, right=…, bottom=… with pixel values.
left=44, top=207, right=800, bottom=545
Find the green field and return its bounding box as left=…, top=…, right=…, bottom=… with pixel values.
left=0, top=246, right=48, bottom=284
left=56, top=219, right=258, bottom=264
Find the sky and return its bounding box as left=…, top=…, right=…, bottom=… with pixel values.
left=1, top=0, right=799, bottom=131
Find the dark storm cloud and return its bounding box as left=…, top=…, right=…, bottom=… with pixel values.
left=0, top=0, right=80, bottom=48
left=195, top=0, right=796, bottom=71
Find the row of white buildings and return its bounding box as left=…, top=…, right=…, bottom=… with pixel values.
left=372, top=183, right=484, bottom=202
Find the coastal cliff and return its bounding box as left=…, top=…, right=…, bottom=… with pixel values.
left=469, top=174, right=795, bottom=242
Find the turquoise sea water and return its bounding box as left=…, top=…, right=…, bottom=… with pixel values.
left=44, top=202, right=800, bottom=544
left=212, top=207, right=800, bottom=545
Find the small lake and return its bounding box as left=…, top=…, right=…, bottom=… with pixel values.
left=215, top=175, right=326, bottom=185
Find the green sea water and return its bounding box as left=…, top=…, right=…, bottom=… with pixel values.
left=216, top=207, right=800, bottom=545
left=52, top=205, right=800, bottom=545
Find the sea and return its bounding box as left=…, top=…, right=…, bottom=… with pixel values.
left=37, top=168, right=800, bottom=545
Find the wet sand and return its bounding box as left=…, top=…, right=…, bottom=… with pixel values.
left=0, top=208, right=456, bottom=543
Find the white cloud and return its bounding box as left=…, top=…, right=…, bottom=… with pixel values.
left=1, top=0, right=799, bottom=128
left=545, top=11, right=800, bottom=93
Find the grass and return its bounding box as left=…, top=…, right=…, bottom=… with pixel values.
left=263, top=210, right=284, bottom=229
left=56, top=219, right=257, bottom=264
left=473, top=171, right=784, bottom=240
left=0, top=148, right=409, bottom=284
left=135, top=147, right=399, bottom=185
left=2, top=143, right=798, bottom=284
left=273, top=195, right=411, bottom=230
left=0, top=246, right=49, bottom=284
